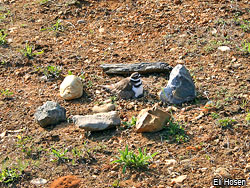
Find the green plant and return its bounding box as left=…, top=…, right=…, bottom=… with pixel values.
left=217, top=118, right=236, bottom=129
left=240, top=20, right=250, bottom=32
left=71, top=147, right=83, bottom=165
left=111, top=179, right=120, bottom=187
left=0, top=89, right=13, bottom=98
left=210, top=112, right=220, bottom=119
left=164, top=120, right=189, bottom=143
left=87, top=80, right=93, bottom=88
left=240, top=41, right=250, bottom=54
left=16, top=135, right=33, bottom=157
left=0, top=30, right=7, bottom=45
left=111, top=145, right=158, bottom=173
left=39, top=0, right=49, bottom=5
left=67, top=70, right=73, bottom=75
left=245, top=113, right=250, bottom=125
left=110, top=96, right=117, bottom=104
left=21, top=43, right=43, bottom=59
left=122, top=116, right=137, bottom=128
left=43, top=65, right=61, bottom=78
left=51, top=148, right=69, bottom=163
left=42, top=19, right=64, bottom=33
left=0, top=159, right=28, bottom=184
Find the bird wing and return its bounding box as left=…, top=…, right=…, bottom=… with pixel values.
left=112, top=78, right=132, bottom=92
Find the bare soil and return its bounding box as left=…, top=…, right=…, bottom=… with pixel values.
left=0, top=0, right=249, bottom=187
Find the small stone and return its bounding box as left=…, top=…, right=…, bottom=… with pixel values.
left=245, top=163, right=250, bottom=173
left=50, top=175, right=81, bottom=188
left=24, top=74, right=31, bottom=81
left=211, top=28, right=217, bottom=35
left=31, top=178, right=47, bottom=186
left=136, top=105, right=171, bottom=133
left=165, top=159, right=177, bottom=166
left=77, top=20, right=86, bottom=24
left=93, top=49, right=100, bottom=53
left=218, top=46, right=230, bottom=52
left=214, top=167, right=231, bottom=178
left=160, top=64, right=196, bottom=104
left=171, top=175, right=187, bottom=184
left=34, top=101, right=66, bottom=127
left=72, top=111, right=121, bottom=131
left=92, top=103, right=115, bottom=113
left=99, top=28, right=104, bottom=33
left=60, top=75, right=83, bottom=100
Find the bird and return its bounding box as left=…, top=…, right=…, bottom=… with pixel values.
left=101, top=72, right=143, bottom=99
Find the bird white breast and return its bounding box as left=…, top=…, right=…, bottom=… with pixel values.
left=132, top=85, right=143, bottom=97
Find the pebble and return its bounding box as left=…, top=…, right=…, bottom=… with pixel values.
left=165, top=159, right=177, bottom=166
left=31, top=178, right=47, bottom=185
left=218, top=46, right=230, bottom=52
left=171, top=175, right=187, bottom=184
left=77, top=20, right=86, bottom=24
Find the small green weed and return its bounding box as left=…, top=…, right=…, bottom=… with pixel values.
left=39, top=0, right=49, bottom=5
left=164, top=120, right=189, bottom=143
left=217, top=118, right=236, bottom=129
left=21, top=43, right=44, bottom=59
left=111, top=145, right=158, bottom=173
left=210, top=112, right=220, bottom=119
left=41, top=19, right=64, bottom=33
left=0, top=159, right=28, bottom=184
left=240, top=41, right=250, bottom=54
left=240, top=20, right=250, bottom=32
left=111, top=179, right=120, bottom=187
left=43, top=65, right=62, bottom=79
left=71, top=147, right=83, bottom=165
left=0, top=30, right=7, bottom=45
left=16, top=135, right=33, bottom=158
left=122, top=116, right=137, bottom=128
left=245, top=113, right=250, bottom=125
left=51, top=148, right=69, bottom=163
left=0, top=89, right=13, bottom=98
left=110, top=96, right=117, bottom=104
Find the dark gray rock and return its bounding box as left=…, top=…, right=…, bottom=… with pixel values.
left=72, top=111, right=121, bottom=131
left=100, top=62, right=172, bottom=75
left=160, top=64, right=196, bottom=104
left=34, top=101, right=66, bottom=127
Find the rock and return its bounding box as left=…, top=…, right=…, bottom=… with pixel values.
left=50, top=175, right=81, bottom=188
left=31, top=178, right=47, bottom=186
left=245, top=163, right=250, bottom=173
left=214, top=167, right=231, bottom=178
left=160, top=64, right=196, bottom=104
left=77, top=20, right=86, bottom=24
left=135, top=105, right=171, bottom=133
left=34, top=101, right=66, bottom=127
left=218, top=46, right=230, bottom=52
left=165, top=159, right=177, bottom=166
left=60, top=75, right=83, bottom=100
left=171, top=175, right=187, bottom=184
left=92, top=103, right=115, bottom=113
left=100, top=62, right=172, bottom=75
left=72, top=111, right=121, bottom=131
left=211, top=28, right=217, bottom=35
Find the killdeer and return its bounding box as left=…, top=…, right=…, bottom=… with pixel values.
left=102, top=72, right=143, bottom=99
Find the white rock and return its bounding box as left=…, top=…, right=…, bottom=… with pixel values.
left=211, top=28, right=217, bottom=35
left=31, top=178, right=47, bottom=185
left=60, top=75, right=83, bottom=100
left=165, top=159, right=177, bottom=166
left=218, top=46, right=230, bottom=52
left=171, top=175, right=187, bottom=184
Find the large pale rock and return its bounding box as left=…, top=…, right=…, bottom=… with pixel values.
left=92, top=103, right=115, bottom=113
left=160, top=64, right=196, bottom=104
left=136, top=105, right=171, bottom=133
left=60, top=75, right=83, bottom=100
left=34, top=101, right=66, bottom=127
left=72, top=111, right=121, bottom=131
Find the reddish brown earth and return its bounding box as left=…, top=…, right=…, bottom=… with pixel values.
left=50, top=175, right=81, bottom=188
left=0, top=0, right=249, bottom=187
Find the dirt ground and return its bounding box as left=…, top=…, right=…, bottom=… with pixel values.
left=0, top=0, right=249, bottom=187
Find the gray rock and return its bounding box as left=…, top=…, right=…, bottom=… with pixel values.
left=100, top=62, right=172, bottom=75
left=160, top=64, right=196, bottom=104
left=34, top=101, right=66, bottom=127
left=72, top=111, right=120, bottom=131
left=31, top=178, right=47, bottom=185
